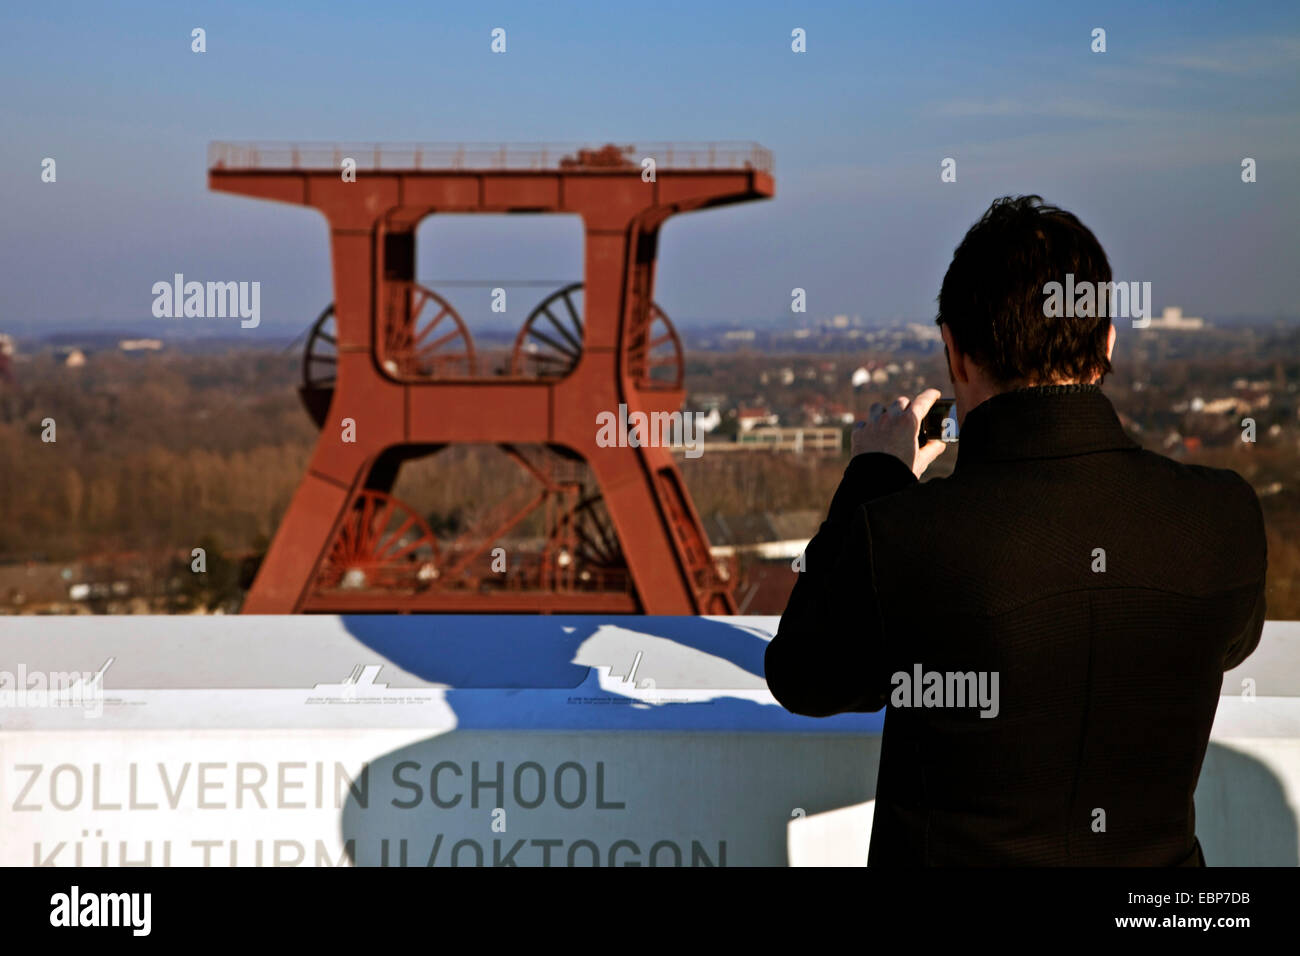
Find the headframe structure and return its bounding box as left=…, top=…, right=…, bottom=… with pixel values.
left=209, top=142, right=774, bottom=613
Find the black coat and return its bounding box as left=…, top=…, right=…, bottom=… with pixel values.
left=765, top=384, right=1268, bottom=866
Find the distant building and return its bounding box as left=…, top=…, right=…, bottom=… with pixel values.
left=905, top=322, right=943, bottom=342
left=803, top=399, right=855, bottom=426
left=737, top=426, right=842, bottom=454
left=1187, top=392, right=1269, bottom=416
left=824, top=403, right=855, bottom=426
left=1194, top=397, right=1238, bottom=415
left=62, top=348, right=86, bottom=368
left=851, top=362, right=891, bottom=386
left=736, top=407, right=778, bottom=431
left=0, top=333, right=13, bottom=381
left=1148, top=307, right=1205, bottom=330
left=119, top=338, right=164, bottom=352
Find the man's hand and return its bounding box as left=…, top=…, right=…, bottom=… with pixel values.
left=851, top=387, right=948, bottom=478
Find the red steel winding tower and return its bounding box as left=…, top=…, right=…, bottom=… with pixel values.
left=209, top=141, right=773, bottom=614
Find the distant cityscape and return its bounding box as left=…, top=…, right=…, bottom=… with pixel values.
left=2, top=308, right=1298, bottom=617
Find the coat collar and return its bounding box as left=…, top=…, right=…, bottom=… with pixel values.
left=953, top=384, right=1140, bottom=470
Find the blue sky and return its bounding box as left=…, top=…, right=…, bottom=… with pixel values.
left=2, top=0, right=1297, bottom=332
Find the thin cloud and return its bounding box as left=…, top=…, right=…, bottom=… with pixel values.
left=930, top=98, right=1168, bottom=124
left=1148, top=36, right=1300, bottom=75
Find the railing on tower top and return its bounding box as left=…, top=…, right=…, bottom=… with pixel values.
left=208, top=141, right=773, bottom=174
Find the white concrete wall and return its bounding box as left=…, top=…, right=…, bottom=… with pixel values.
left=1, top=616, right=1295, bottom=866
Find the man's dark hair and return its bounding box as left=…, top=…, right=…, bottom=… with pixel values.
left=936, top=195, right=1113, bottom=387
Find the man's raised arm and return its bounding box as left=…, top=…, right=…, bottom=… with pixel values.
left=764, top=451, right=916, bottom=716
